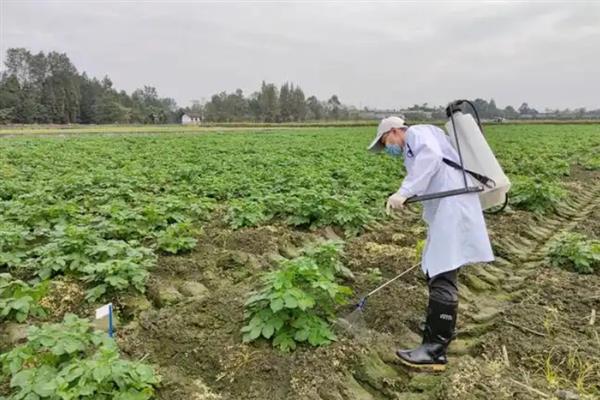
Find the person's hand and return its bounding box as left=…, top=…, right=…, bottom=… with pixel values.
left=386, top=193, right=407, bottom=215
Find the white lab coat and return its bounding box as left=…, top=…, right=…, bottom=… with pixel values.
left=397, top=125, right=494, bottom=278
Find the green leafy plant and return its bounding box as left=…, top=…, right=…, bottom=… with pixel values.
left=225, top=200, right=271, bottom=229
left=514, top=157, right=570, bottom=178
left=265, top=191, right=374, bottom=235
left=0, top=314, right=160, bottom=400
left=303, top=241, right=355, bottom=279
left=0, top=222, right=30, bottom=268
left=510, top=176, right=567, bottom=214
left=155, top=221, right=199, bottom=254
left=547, top=232, right=600, bottom=274
left=81, top=239, right=155, bottom=301
left=415, top=239, right=426, bottom=261
left=241, top=242, right=352, bottom=352
left=0, top=273, right=48, bottom=322
left=315, top=196, right=373, bottom=235
left=365, top=267, right=382, bottom=284
left=26, top=225, right=155, bottom=302
left=578, top=154, right=600, bottom=171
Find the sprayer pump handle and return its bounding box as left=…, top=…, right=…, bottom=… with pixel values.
left=445, top=100, right=468, bottom=117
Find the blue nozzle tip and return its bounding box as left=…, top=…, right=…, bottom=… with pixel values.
left=357, top=298, right=367, bottom=309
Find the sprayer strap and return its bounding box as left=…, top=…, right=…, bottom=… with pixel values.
left=442, top=158, right=495, bottom=189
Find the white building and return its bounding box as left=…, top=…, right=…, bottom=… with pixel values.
left=181, top=113, right=202, bottom=125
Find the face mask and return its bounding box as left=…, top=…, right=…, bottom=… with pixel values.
left=384, top=143, right=403, bottom=157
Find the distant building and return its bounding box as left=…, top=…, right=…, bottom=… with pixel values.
left=181, top=113, right=202, bottom=125
left=358, top=109, right=406, bottom=120
left=357, top=109, right=433, bottom=121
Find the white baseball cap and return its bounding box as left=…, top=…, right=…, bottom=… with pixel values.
left=367, top=116, right=407, bottom=152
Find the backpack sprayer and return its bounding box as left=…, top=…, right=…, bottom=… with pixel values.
left=404, top=99, right=511, bottom=211
left=340, top=100, right=511, bottom=333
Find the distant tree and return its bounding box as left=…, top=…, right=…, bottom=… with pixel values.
left=101, top=76, right=113, bottom=90
left=503, top=105, right=518, bottom=119
left=248, top=94, right=261, bottom=121
left=4, top=48, right=33, bottom=85
left=129, top=85, right=175, bottom=123
left=518, top=102, right=531, bottom=115
left=41, top=73, right=80, bottom=123
left=203, top=90, right=248, bottom=122
left=0, top=108, right=14, bottom=124
left=488, top=98, right=499, bottom=117
left=28, top=52, right=49, bottom=93
left=79, top=75, right=101, bottom=123
left=575, top=107, right=586, bottom=118
left=190, top=99, right=203, bottom=114
left=257, top=81, right=279, bottom=122
left=16, top=85, right=47, bottom=123
left=93, top=95, right=126, bottom=123
left=203, top=92, right=226, bottom=122
left=279, top=82, right=292, bottom=122
left=225, top=89, right=248, bottom=121
left=471, top=98, right=489, bottom=118
left=0, top=74, right=20, bottom=120
left=306, top=95, right=323, bottom=120
left=327, top=95, right=341, bottom=119
left=291, top=86, right=306, bottom=121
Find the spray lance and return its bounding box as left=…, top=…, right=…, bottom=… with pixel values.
left=355, top=262, right=421, bottom=311
left=340, top=262, right=420, bottom=333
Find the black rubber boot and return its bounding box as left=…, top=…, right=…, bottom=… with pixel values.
left=396, top=298, right=458, bottom=371
left=418, top=319, right=458, bottom=340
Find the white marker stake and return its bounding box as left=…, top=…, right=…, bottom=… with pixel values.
left=95, top=303, right=114, bottom=337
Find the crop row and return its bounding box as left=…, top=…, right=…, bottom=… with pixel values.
left=1, top=125, right=599, bottom=303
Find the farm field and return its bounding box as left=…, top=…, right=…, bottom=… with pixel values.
left=0, top=122, right=379, bottom=137
left=1, top=124, right=599, bottom=399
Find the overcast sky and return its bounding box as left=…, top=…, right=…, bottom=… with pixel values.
left=1, top=0, right=599, bottom=110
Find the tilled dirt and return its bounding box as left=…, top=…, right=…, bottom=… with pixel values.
left=114, top=170, right=600, bottom=399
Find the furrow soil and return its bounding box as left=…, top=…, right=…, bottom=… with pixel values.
left=336, top=177, right=600, bottom=400
left=114, top=172, right=600, bottom=400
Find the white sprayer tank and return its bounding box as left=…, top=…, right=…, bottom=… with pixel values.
left=444, top=111, right=510, bottom=210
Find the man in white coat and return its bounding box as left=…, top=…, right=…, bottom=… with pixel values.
left=368, top=116, right=494, bottom=371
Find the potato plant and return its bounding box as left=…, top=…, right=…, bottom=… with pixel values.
left=0, top=273, right=48, bottom=322
left=242, top=242, right=352, bottom=352
left=548, top=232, right=600, bottom=274
left=24, top=224, right=155, bottom=301
left=0, top=314, right=160, bottom=400
left=510, top=176, right=567, bottom=214
left=155, top=221, right=199, bottom=254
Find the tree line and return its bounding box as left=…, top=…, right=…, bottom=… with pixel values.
left=0, top=48, right=179, bottom=124
left=1, top=48, right=597, bottom=124
left=386, top=98, right=600, bottom=121
left=0, top=48, right=359, bottom=124
left=193, top=83, right=358, bottom=123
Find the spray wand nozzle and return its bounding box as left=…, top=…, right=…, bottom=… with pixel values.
left=356, top=297, right=367, bottom=310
